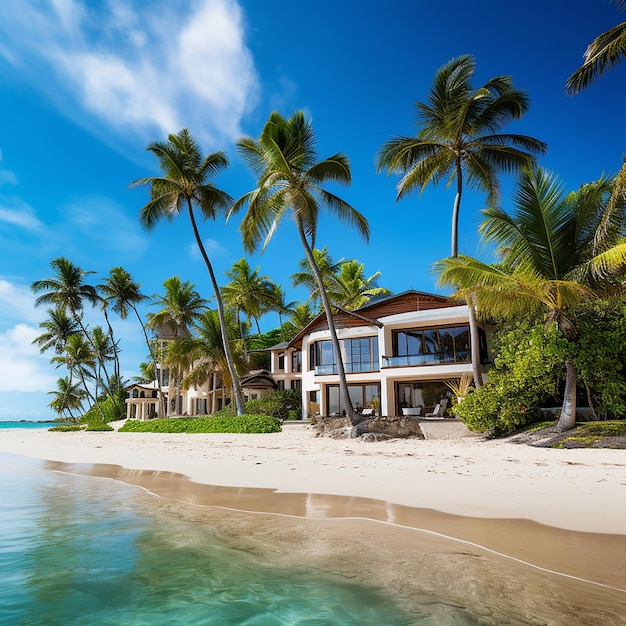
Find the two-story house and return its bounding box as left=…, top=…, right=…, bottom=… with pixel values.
left=270, top=290, right=490, bottom=419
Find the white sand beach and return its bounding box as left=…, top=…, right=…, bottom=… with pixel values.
left=1, top=422, right=624, bottom=535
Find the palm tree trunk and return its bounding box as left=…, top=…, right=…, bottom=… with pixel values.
left=451, top=160, right=463, bottom=259
left=556, top=359, right=577, bottom=431
left=187, top=201, right=246, bottom=415
left=296, top=221, right=360, bottom=426
left=467, top=294, right=483, bottom=388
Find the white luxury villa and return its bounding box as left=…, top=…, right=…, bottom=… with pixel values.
left=125, top=291, right=491, bottom=420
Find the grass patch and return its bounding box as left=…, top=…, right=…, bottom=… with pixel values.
left=521, top=420, right=557, bottom=434
left=119, top=414, right=281, bottom=434
left=578, top=421, right=626, bottom=437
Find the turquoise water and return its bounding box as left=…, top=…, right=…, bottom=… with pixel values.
left=0, top=421, right=59, bottom=429
left=0, top=453, right=431, bottom=625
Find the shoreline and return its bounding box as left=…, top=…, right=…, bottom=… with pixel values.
left=0, top=421, right=624, bottom=534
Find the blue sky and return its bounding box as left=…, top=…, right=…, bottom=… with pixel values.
left=0, top=0, right=624, bottom=420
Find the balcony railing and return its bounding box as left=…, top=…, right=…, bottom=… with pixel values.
left=315, top=362, right=379, bottom=375
left=382, top=353, right=457, bottom=367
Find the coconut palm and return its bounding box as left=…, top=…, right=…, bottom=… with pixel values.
left=334, top=260, right=392, bottom=310
left=291, top=247, right=343, bottom=310
left=566, top=0, right=626, bottom=95
left=434, top=167, right=626, bottom=431
left=269, top=284, right=297, bottom=326
left=377, top=54, right=547, bottom=386
left=31, top=257, right=100, bottom=339
left=32, top=307, right=80, bottom=355
left=222, top=258, right=279, bottom=335
left=167, top=309, right=246, bottom=411
left=232, top=111, right=370, bottom=423
left=51, top=334, right=105, bottom=421
left=98, top=267, right=165, bottom=415
left=131, top=128, right=246, bottom=415
left=377, top=55, right=548, bottom=258
left=48, top=376, right=87, bottom=422
left=148, top=277, right=208, bottom=416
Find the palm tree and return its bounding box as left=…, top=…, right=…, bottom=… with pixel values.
left=167, top=309, right=246, bottom=412
left=566, top=0, right=626, bottom=94
left=232, top=111, right=370, bottom=423
left=32, top=307, right=80, bottom=355
left=377, top=54, right=547, bottom=386
left=434, top=167, right=626, bottom=431
left=148, top=276, right=208, bottom=416
left=377, top=55, right=548, bottom=258
left=98, top=266, right=165, bottom=415
left=48, top=376, right=87, bottom=422
left=334, top=260, right=392, bottom=310
left=31, top=257, right=100, bottom=339
left=222, top=258, right=279, bottom=335
left=51, top=334, right=105, bottom=421
left=291, top=247, right=343, bottom=310
left=130, top=128, right=246, bottom=416
left=269, top=284, right=297, bottom=326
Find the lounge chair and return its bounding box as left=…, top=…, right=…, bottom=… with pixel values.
left=425, top=398, right=448, bottom=417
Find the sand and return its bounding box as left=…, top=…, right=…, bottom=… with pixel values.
left=2, top=422, right=626, bottom=624
left=0, top=422, right=624, bottom=533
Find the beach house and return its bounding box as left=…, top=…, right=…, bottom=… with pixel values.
left=268, top=290, right=490, bottom=419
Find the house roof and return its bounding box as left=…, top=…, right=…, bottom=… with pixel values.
left=240, top=370, right=277, bottom=390
left=285, top=290, right=453, bottom=349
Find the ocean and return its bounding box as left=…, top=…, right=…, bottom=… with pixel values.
left=0, top=453, right=436, bottom=625
left=1, top=444, right=624, bottom=624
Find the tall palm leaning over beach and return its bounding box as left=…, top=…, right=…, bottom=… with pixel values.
left=131, top=129, right=246, bottom=416
left=434, top=167, right=626, bottom=432
left=566, top=0, right=626, bottom=95
left=232, top=111, right=370, bottom=424
left=377, top=54, right=547, bottom=386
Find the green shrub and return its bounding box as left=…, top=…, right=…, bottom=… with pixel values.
left=49, top=425, right=83, bottom=432
left=245, top=390, right=301, bottom=421
left=85, top=421, right=114, bottom=431
left=119, top=414, right=281, bottom=434
left=81, top=392, right=126, bottom=424
left=456, top=322, right=566, bottom=434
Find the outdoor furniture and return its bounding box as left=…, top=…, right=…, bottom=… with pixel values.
left=402, top=407, right=422, bottom=417
left=360, top=408, right=375, bottom=417
left=425, top=398, right=448, bottom=417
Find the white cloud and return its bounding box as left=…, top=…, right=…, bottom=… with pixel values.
left=189, top=237, right=228, bottom=259
left=0, top=280, right=41, bottom=324
left=0, top=324, right=57, bottom=392
left=0, top=0, right=259, bottom=148
left=0, top=196, right=44, bottom=232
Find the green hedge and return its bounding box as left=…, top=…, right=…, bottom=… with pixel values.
left=118, top=414, right=281, bottom=434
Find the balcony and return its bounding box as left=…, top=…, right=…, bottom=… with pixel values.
left=382, top=353, right=463, bottom=368
left=315, top=362, right=380, bottom=375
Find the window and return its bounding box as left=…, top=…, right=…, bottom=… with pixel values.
left=278, top=352, right=285, bottom=371
left=389, top=325, right=473, bottom=366
left=309, top=340, right=335, bottom=372
left=345, top=337, right=379, bottom=372
left=292, top=379, right=302, bottom=391
left=291, top=350, right=302, bottom=373
left=327, top=384, right=380, bottom=415
left=277, top=380, right=285, bottom=391
left=397, top=381, right=450, bottom=413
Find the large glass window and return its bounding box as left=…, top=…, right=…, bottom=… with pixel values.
left=388, top=325, right=473, bottom=366
left=397, top=381, right=450, bottom=413
left=309, top=340, right=335, bottom=371
left=327, top=384, right=381, bottom=415
left=345, top=337, right=379, bottom=372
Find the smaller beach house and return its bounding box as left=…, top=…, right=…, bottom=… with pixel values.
left=268, top=291, right=490, bottom=419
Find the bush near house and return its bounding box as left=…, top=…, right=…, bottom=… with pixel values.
left=245, top=390, right=302, bottom=421
left=119, top=414, right=281, bottom=434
